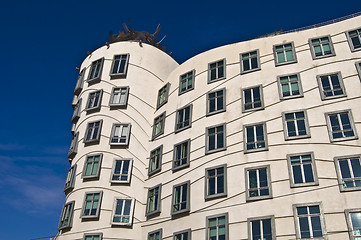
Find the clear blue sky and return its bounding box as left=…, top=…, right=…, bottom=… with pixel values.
left=0, top=1, right=359, bottom=239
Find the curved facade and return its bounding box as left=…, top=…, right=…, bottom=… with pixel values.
left=58, top=14, right=361, bottom=240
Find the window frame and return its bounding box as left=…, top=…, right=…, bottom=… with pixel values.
left=179, top=70, right=195, bottom=95
left=109, top=86, right=130, bottom=108
left=110, top=158, right=133, bottom=184
left=247, top=215, right=276, bottom=240
left=85, top=89, right=103, bottom=112
left=152, top=112, right=166, bottom=140
left=111, top=197, right=135, bottom=226
left=58, top=201, right=75, bottom=230
left=146, top=184, right=162, bottom=217
left=87, top=58, right=104, bottom=83
left=308, top=35, right=335, bottom=59
left=148, top=145, right=163, bottom=176
left=316, top=72, right=346, bottom=100
left=205, top=164, right=227, bottom=200
left=334, top=154, right=361, bottom=192
left=208, top=58, right=226, bottom=84
left=109, top=123, right=131, bottom=146
left=205, top=123, right=227, bottom=154
left=84, top=120, right=103, bottom=144
left=173, top=139, right=191, bottom=171
left=171, top=181, right=190, bottom=216
left=206, top=212, right=229, bottom=240
left=293, top=202, right=327, bottom=240
left=325, top=110, right=357, bottom=142
left=83, top=233, right=103, bottom=240
left=206, top=88, right=226, bottom=116
left=157, top=83, right=170, bottom=109
left=241, top=85, right=264, bottom=113
left=68, top=132, right=79, bottom=159
left=82, top=154, right=103, bottom=180
left=64, top=164, right=76, bottom=193
left=345, top=208, right=361, bottom=240
left=173, top=228, right=191, bottom=240
left=74, top=68, right=86, bottom=95
left=245, top=165, right=272, bottom=201
left=346, top=27, right=361, bottom=52
left=72, top=98, right=82, bottom=123
left=356, top=61, right=361, bottom=80
left=148, top=229, right=162, bottom=240
left=273, top=42, right=297, bottom=66
left=81, top=191, right=103, bottom=219
left=277, top=73, right=304, bottom=100
left=109, top=54, right=130, bottom=77
left=287, top=152, right=319, bottom=188
left=282, top=110, right=311, bottom=140
left=175, top=104, right=192, bottom=133
left=243, top=122, right=268, bottom=153
left=240, top=49, right=261, bottom=74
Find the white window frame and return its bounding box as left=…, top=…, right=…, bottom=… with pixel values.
left=346, top=27, right=361, bottom=52
left=152, top=112, right=166, bottom=140
left=205, top=164, right=227, bottom=200
left=87, top=58, right=104, bottom=83
left=109, top=123, right=131, bottom=146
left=74, top=68, right=86, bottom=95
left=316, top=72, right=346, bottom=100
left=68, top=132, right=79, bottom=159
left=205, top=123, right=226, bottom=154
left=179, top=70, right=195, bottom=95
left=282, top=110, right=311, bottom=140
left=308, top=35, right=335, bottom=59
left=81, top=191, right=103, bottom=219
left=171, top=181, right=190, bottom=216
left=277, top=73, right=304, bottom=100
left=111, top=198, right=135, bottom=226
left=206, top=88, right=226, bottom=116
left=109, top=86, right=130, bottom=107
left=86, top=90, right=103, bottom=112
left=334, top=154, right=361, bottom=192
left=148, top=145, right=163, bottom=176
left=243, top=122, right=268, bottom=153
left=287, top=152, right=318, bottom=188
left=245, top=165, right=272, bottom=201
left=242, top=85, right=264, bottom=112
left=82, top=154, right=103, bottom=180
left=157, top=83, right=170, bottom=109
left=109, top=54, right=130, bottom=77
left=208, top=59, right=226, bottom=83
left=84, top=120, right=103, bottom=144
left=273, top=42, right=297, bottom=66
left=325, top=110, right=357, bottom=142
left=206, top=213, right=229, bottom=240
left=240, top=49, right=261, bottom=74
left=146, top=184, right=162, bottom=216
left=175, top=104, right=192, bottom=133
left=83, top=233, right=103, bottom=240
left=64, top=164, right=76, bottom=193
left=345, top=208, right=361, bottom=240
left=110, top=158, right=133, bottom=184
left=58, top=201, right=75, bottom=230
left=247, top=215, right=276, bottom=240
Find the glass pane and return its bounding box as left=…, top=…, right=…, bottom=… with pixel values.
left=293, top=165, right=303, bottom=184
left=299, top=217, right=311, bottom=238
left=311, top=216, right=323, bottom=237
left=339, top=160, right=352, bottom=178
left=304, top=164, right=314, bottom=183
left=263, top=219, right=272, bottom=240
left=351, top=158, right=361, bottom=177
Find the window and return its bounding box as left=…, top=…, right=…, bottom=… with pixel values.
left=240, top=50, right=261, bottom=74
left=309, top=36, right=335, bottom=59
left=173, top=229, right=191, bottom=240
left=282, top=110, right=311, bottom=140
left=81, top=191, right=103, bottom=219
left=152, top=112, right=166, bottom=140
left=146, top=184, right=161, bottom=216
left=149, top=145, right=163, bottom=176
left=111, top=198, right=135, bottom=226
left=207, top=88, right=226, bottom=116
left=110, top=54, right=130, bottom=77
left=242, top=85, right=264, bottom=112
left=68, top=132, right=79, bottom=159
left=58, top=201, right=75, bottom=230
left=247, top=216, right=275, bottom=240
left=111, top=159, right=133, bottom=184
left=273, top=42, right=297, bottom=66
left=72, top=95, right=78, bottom=108
left=157, top=83, right=170, bottom=109
left=243, top=122, right=268, bottom=153
left=109, top=87, right=129, bottom=107
left=345, top=209, right=361, bottom=240
left=87, top=58, right=104, bottom=82
left=82, top=154, right=102, bottom=180
left=208, top=59, right=226, bottom=83
left=86, top=90, right=103, bottom=111
left=64, top=164, right=76, bottom=193
left=173, top=139, right=190, bottom=171
left=205, top=164, right=227, bottom=200
left=72, top=98, right=82, bottom=123
left=293, top=203, right=326, bottom=239
left=277, top=73, right=303, bottom=100
left=325, top=110, right=357, bottom=142
left=179, top=70, right=195, bottom=95
left=356, top=61, right=361, bottom=80
left=71, top=123, right=76, bottom=136
left=317, top=72, right=346, bottom=100
left=334, top=155, right=361, bottom=191
left=83, top=233, right=103, bottom=240
left=171, top=181, right=190, bottom=216
left=84, top=120, right=102, bottom=144
left=206, top=123, right=226, bottom=154
left=346, top=27, right=361, bottom=52
left=287, top=153, right=318, bottom=187
left=245, top=165, right=272, bottom=201
left=148, top=229, right=162, bottom=240
left=74, top=68, right=85, bottom=95
left=206, top=213, right=229, bottom=240
left=110, top=123, right=131, bottom=146
left=175, top=105, right=192, bottom=132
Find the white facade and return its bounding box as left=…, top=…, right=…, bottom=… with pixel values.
left=57, top=14, right=361, bottom=240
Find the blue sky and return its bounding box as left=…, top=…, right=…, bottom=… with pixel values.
left=0, top=1, right=360, bottom=239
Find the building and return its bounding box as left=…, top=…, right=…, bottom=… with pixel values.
left=56, top=13, right=361, bottom=240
